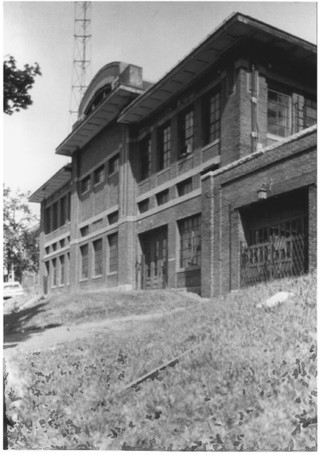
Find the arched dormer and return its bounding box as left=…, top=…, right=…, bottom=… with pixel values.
left=78, top=62, right=130, bottom=118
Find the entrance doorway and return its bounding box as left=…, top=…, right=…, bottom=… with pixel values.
left=139, top=226, right=168, bottom=290
left=239, top=189, right=308, bottom=287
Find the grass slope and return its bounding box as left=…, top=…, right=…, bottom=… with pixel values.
left=6, top=273, right=317, bottom=450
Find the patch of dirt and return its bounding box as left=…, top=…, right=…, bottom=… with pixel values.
left=3, top=307, right=186, bottom=358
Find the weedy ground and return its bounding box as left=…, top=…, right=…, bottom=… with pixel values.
left=5, top=272, right=317, bottom=450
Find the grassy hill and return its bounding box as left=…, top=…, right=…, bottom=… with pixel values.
left=5, top=272, right=317, bottom=450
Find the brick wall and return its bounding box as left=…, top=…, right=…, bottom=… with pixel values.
left=202, top=129, right=317, bottom=297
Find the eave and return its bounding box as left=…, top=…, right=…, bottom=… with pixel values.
left=118, top=12, right=316, bottom=124
left=56, top=85, right=144, bottom=157
left=29, top=165, right=72, bottom=203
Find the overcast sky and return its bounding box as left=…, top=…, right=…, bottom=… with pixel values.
left=3, top=1, right=317, bottom=215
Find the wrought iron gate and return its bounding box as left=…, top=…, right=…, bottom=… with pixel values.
left=240, top=218, right=308, bottom=287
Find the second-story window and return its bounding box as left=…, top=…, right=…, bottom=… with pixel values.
left=203, top=90, right=220, bottom=145
left=139, top=135, right=151, bottom=181
left=81, top=176, right=90, bottom=194
left=109, top=155, right=119, bottom=175
left=94, top=165, right=105, bottom=185
left=268, top=89, right=291, bottom=137
left=179, top=108, right=194, bottom=157
left=158, top=123, right=171, bottom=170
left=304, top=98, right=317, bottom=128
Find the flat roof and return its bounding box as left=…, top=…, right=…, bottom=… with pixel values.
left=29, top=165, right=72, bottom=203
left=119, top=12, right=316, bottom=124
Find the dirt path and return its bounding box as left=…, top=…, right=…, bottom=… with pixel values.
left=3, top=307, right=185, bottom=359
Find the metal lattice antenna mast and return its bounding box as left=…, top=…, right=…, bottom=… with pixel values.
left=69, top=1, right=92, bottom=127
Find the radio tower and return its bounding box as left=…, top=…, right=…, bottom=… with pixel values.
left=69, top=1, right=92, bottom=126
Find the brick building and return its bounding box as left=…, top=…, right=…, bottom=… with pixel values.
left=30, top=13, right=317, bottom=297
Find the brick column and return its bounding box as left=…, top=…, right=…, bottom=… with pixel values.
left=308, top=184, right=317, bottom=271
left=201, top=174, right=217, bottom=297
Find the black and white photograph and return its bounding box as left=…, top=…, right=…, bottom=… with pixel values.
left=3, top=1, right=317, bottom=450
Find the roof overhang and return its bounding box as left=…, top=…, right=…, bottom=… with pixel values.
left=29, top=165, right=72, bottom=203
left=119, top=12, right=316, bottom=124
left=56, top=84, right=144, bottom=156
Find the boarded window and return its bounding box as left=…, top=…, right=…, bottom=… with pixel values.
left=80, top=244, right=89, bottom=279
left=93, top=238, right=103, bottom=276
left=94, top=165, right=104, bottom=185
left=108, top=233, right=118, bottom=273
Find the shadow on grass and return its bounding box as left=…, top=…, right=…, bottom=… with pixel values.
left=4, top=302, right=62, bottom=345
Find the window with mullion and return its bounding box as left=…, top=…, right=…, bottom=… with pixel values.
left=179, top=215, right=201, bottom=268
left=304, top=98, right=317, bottom=128
left=108, top=233, right=118, bottom=273
left=139, top=136, right=151, bottom=180
left=204, top=90, right=220, bottom=145
left=268, top=89, right=291, bottom=137
left=80, top=244, right=89, bottom=279
left=179, top=108, right=194, bottom=156
left=93, top=238, right=103, bottom=276
left=158, top=123, right=171, bottom=170
left=60, top=255, right=65, bottom=285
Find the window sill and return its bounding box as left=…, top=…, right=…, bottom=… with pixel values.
left=156, top=167, right=170, bottom=176
left=108, top=171, right=119, bottom=178
left=177, top=265, right=201, bottom=272
left=201, top=138, right=220, bottom=152
left=178, top=152, right=193, bottom=161
left=266, top=132, right=289, bottom=141
left=79, top=278, right=89, bottom=283
left=92, top=274, right=103, bottom=280
left=107, top=271, right=118, bottom=276
left=138, top=176, right=151, bottom=185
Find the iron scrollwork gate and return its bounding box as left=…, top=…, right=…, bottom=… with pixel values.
left=240, top=216, right=308, bottom=287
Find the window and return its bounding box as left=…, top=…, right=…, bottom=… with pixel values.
left=81, top=176, right=90, bottom=194
left=158, top=124, right=171, bottom=170
left=268, top=89, right=291, bottom=137
left=93, top=239, right=103, bottom=276
left=203, top=90, right=220, bottom=144
left=67, top=193, right=71, bottom=221
left=52, top=202, right=58, bottom=231
left=177, top=178, right=193, bottom=197
left=304, top=98, right=317, bottom=128
left=108, top=233, right=118, bottom=273
left=94, top=165, right=105, bottom=185
left=52, top=243, right=57, bottom=251
left=45, top=246, right=50, bottom=255
left=108, top=211, right=119, bottom=225
left=45, top=207, right=51, bottom=234
left=60, top=255, right=65, bottom=285
left=80, top=244, right=89, bottom=279
left=109, top=154, right=119, bottom=175
left=80, top=225, right=89, bottom=237
left=138, top=199, right=149, bottom=213
left=52, top=258, right=57, bottom=286
left=179, top=215, right=201, bottom=268
left=156, top=189, right=169, bottom=206
left=60, top=196, right=66, bottom=227
left=179, top=108, right=194, bottom=156
left=139, top=136, right=151, bottom=181
left=60, top=239, right=65, bottom=249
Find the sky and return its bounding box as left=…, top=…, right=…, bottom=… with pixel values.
left=3, top=1, right=317, bottom=216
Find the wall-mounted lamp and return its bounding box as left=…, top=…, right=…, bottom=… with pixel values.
left=257, top=183, right=268, bottom=200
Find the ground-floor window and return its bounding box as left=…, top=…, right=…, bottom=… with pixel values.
left=178, top=214, right=201, bottom=268
left=108, top=233, right=118, bottom=273
left=52, top=258, right=57, bottom=286
left=60, top=255, right=65, bottom=285
left=93, top=238, right=103, bottom=276
left=80, top=244, right=89, bottom=279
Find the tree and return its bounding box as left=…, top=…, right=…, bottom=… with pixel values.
left=3, top=185, right=39, bottom=282
left=3, top=55, right=42, bottom=115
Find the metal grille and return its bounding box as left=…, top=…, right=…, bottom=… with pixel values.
left=240, top=230, right=307, bottom=288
